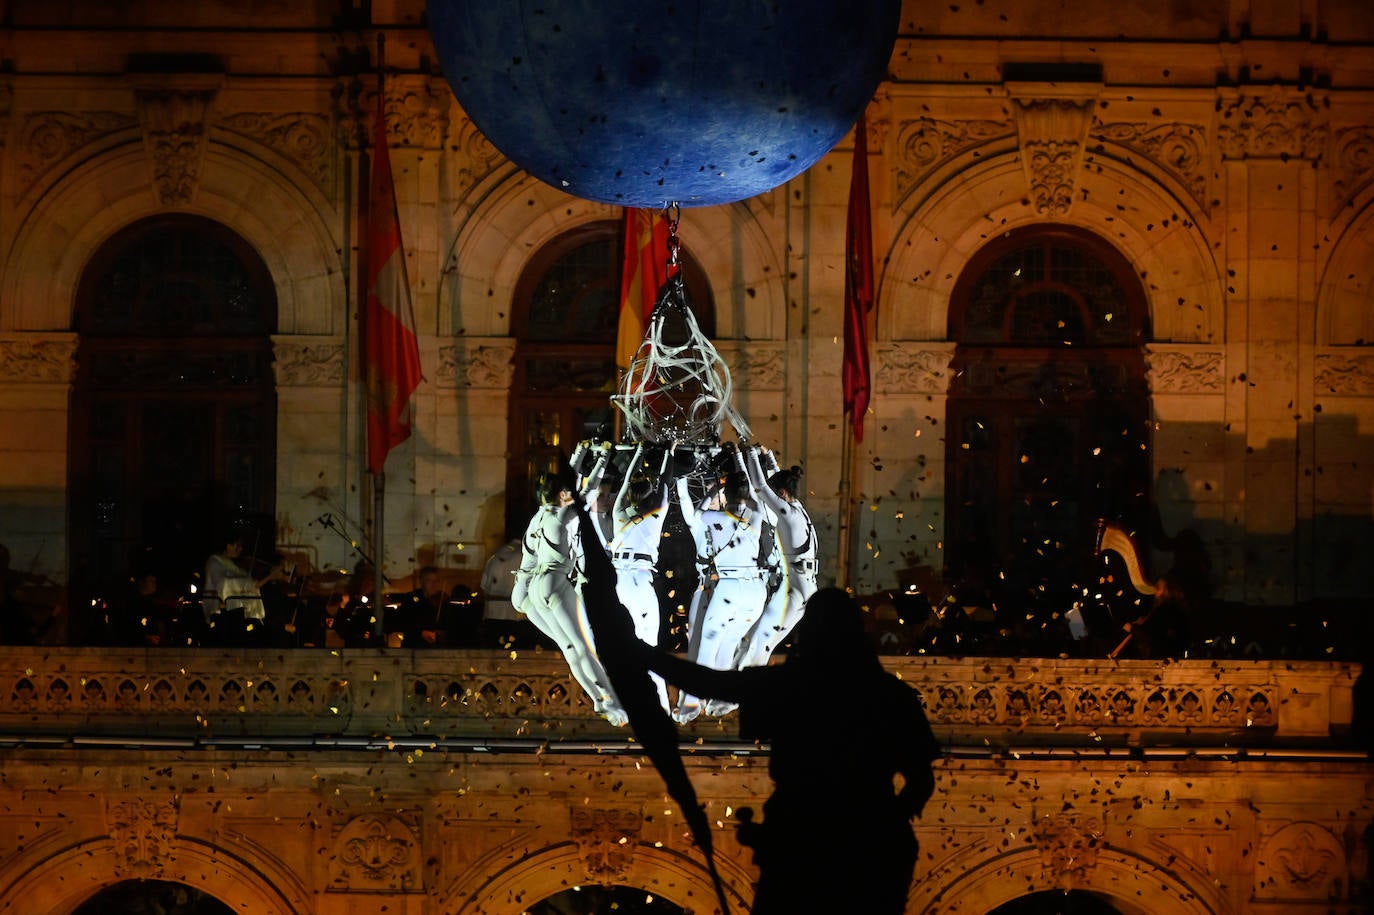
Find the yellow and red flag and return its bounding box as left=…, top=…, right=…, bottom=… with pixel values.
left=364, top=95, right=422, bottom=475
left=616, top=208, right=671, bottom=374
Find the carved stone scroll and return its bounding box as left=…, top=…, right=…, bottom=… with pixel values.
left=330, top=814, right=421, bottom=891
left=1332, top=127, right=1374, bottom=213
left=0, top=334, right=78, bottom=384
left=570, top=807, right=642, bottom=882
left=134, top=79, right=221, bottom=205
left=1090, top=121, right=1208, bottom=209
left=272, top=338, right=345, bottom=386
left=1217, top=88, right=1328, bottom=161
left=16, top=110, right=137, bottom=190
left=1031, top=812, right=1103, bottom=892
left=107, top=798, right=179, bottom=879
left=1145, top=346, right=1225, bottom=394
left=717, top=340, right=785, bottom=391
left=895, top=117, right=1012, bottom=199
left=1254, top=822, right=1345, bottom=901
left=435, top=340, right=515, bottom=389
left=874, top=343, right=954, bottom=395
left=1314, top=351, right=1374, bottom=396
left=220, top=111, right=334, bottom=191
left=1012, top=95, right=1096, bottom=215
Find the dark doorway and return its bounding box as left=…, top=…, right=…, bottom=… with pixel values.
left=526, top=884, right=688, bottom=914
left=73, top=878, right=236, bottom=915
left=989, top=889, right=1125, bottom=914
left=68, top=215, right=277, bottom=620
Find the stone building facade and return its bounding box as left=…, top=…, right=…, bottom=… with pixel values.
left=0, top=1, right=1372, bottom=912
left=0, top=0, right=1371, bottom=607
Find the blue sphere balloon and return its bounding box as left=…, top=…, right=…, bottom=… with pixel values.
left=427, top=1, right=900, bottom=207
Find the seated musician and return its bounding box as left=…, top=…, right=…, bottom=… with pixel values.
left=201, top=533, right=286, bottom=646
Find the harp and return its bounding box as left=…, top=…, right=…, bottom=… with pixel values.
left=1093, top=518, right=1158, bottom=658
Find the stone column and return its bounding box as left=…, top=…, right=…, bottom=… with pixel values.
left=1216, top=88, right=1327, bottom=604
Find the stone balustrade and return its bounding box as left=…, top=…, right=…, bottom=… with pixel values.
left=0, top=648, right=1360, bottom=751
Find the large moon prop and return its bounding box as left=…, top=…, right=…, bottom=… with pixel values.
left=426, top=1, right=901, bottom=207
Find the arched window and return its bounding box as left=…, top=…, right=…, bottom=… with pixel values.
left=944, top=226, right=1150, bottom=622
left=505, top=221, right=715, bottom=535
left=73, top=879, right=235, bottom=915
left=69, top=215, right=277, bottom=607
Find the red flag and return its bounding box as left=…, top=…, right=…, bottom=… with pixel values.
left=364, top=96, right=422, bottom=475
left=616, top=208, right=671, bottom=374
left=843, top=113, right=875, bottom=443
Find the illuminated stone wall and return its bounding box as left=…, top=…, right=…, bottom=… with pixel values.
left=0, top=648, right=1365, bottom=913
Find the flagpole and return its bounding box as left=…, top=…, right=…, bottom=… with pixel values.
left=837, top=417, right=855, bottom=590
left=371, top=31, right=387, bottom=637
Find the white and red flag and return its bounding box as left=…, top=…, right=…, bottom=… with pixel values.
left=364, top=95, right=422, bottom=475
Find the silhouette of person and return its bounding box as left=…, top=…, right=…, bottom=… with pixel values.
left=627, top=587, right=941, bottom=914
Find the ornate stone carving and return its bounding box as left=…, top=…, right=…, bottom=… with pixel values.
left=136, top=87, right=218, bottom=205
left=331, top=814, right=421, bottom=890
left=1090, top=121, right=1208, bottom=209
left=0, top=335, right=77, bottom=384
left=272, top=338, right=346, bottom=386
left=435, top=340, right=515, bottom=389
left=341, top=77, right=451, bottom=150
left=1314, top=351, right=1374, bottom=396
left=16, top=111, right=137, bottom=189
left=1011, top=96, right=1095, bottom=215
left=107, top=798, right=179, bottom=879
left=570, top=807, right=642, bottom=881
left=894, top=117, right=1012, bottom=198
left=1332, top=127, right=1374, bottom=213
left=1216, top=88, right=1328, bottom=161
left=1254, top=822, right=1345, bottom=901
left=874, top=343, right=954, bottom=395
left=220, top=111, right=334, bottom=190
left=1031, top=812, right=1103, bottom=891
left=451, top=116, right=507, bottom=198
left=1144, top=346, right=1225, bottom=394
left=717, top=341, right=785, bottom=391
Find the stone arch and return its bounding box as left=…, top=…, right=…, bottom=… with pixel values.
left=1317, top=192, right=1374, bottom=345
left=442, top=172, right=785, bottom=341
left=1, top=139, right=343, bottom=335
left=0, top=836, right=308, bottom=915
left=909, top=844, right=1222, bottom=915
left=440, top=838, right=754, bottom=915
left=879, top=149, right=1223, bottom=344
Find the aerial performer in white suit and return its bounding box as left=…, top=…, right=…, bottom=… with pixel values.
left=736, top=445, right=819, bottom=668
left=599, top=442, right=675, bottom=711
left=674, top=442, right=767, bottom=722
left=514, top=470, right=626, bottom=725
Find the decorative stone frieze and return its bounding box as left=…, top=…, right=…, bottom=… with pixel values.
left=717, top=340, right=785, bottom=391
left=874, top=343, right=954, bottom=395
left=1090, top=121, right=1208, bottom=210
left=107, top=798, right=179, bottom=880
left=272, top=337, right=346, bottom=386
left=895, top=117, right=1013, bottom=199
left=1216, top=87, right=1328, bottom=161
left=1314, top=350, right=1374, bottom=396
left=15, top=110, right=137, bottom=190
left=1011, top=95, right=1096, bottom=215
left=331, top=814, right=421, bottom=891
left=1145, top=345, right=1225, bottom=394
left=133, top=78, right=222, bottom=205
left=219, top=111, right=334, bottom=190
left=0, top=334, right=77, bottom=384
left=1031, top=812, right=1103, bottom=892
left=570, top=807, right=642, bottom=881
left=435, top=339, right=515, bottom=389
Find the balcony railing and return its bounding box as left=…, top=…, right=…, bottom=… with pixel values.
left=0, top=648, right=1360, bottom=753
